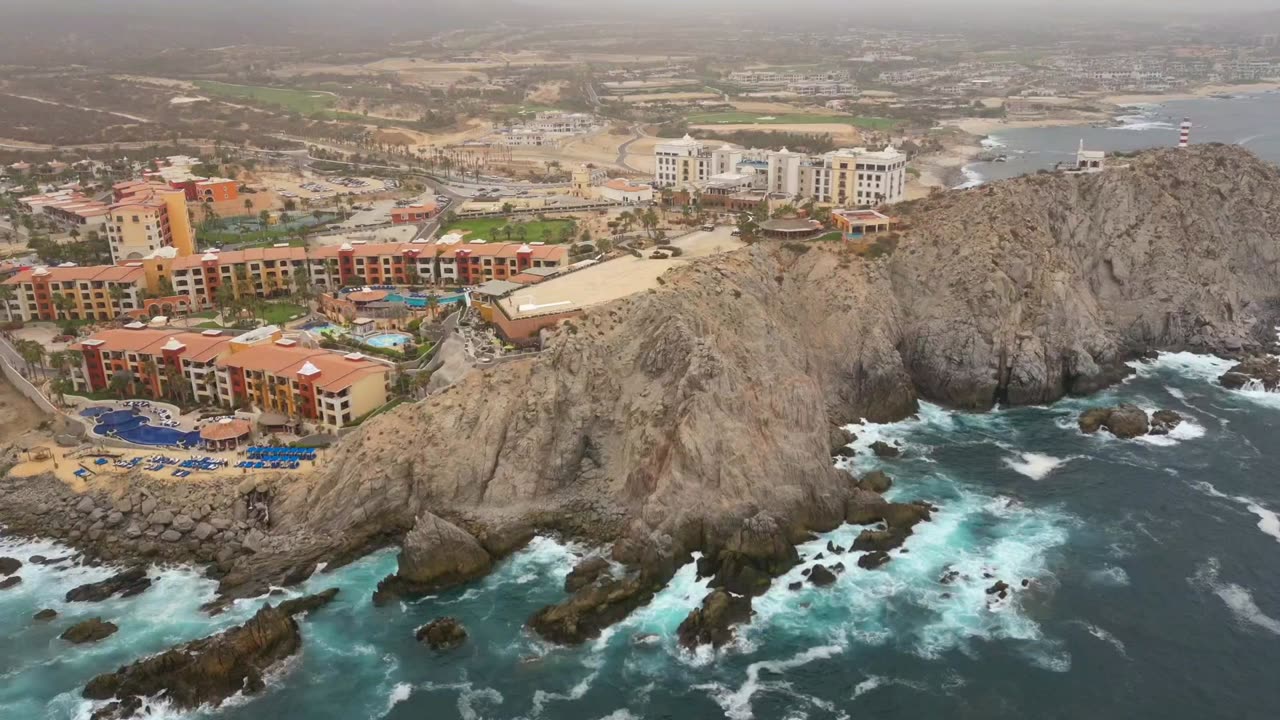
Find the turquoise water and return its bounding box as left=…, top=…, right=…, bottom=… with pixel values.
left=82, top=409, right=200, bottom=447
left=363, top=333, right=412, bottom=349
left=966, top=90, right=1280, bottom=185
left=6, top=353, right=1280, bottom=718
left=384, top=293, right=466, bottom=309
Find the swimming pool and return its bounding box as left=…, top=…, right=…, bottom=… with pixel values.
left=384, top=293, right=466, bottom=309
left=85, top=409, right=200, bottom=447
left=362, top=332, right=413, bottom=349
left=303, top=323, right=346, bottom=337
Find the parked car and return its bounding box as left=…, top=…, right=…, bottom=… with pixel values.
left=701, top=223, right=715, bottom=232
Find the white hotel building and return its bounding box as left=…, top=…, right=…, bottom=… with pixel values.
left=654, top=135, right=908, bottom=206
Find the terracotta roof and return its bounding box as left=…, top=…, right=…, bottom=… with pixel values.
left=71, top=328, right=233, bottom=363
left=170, top=245, right=308, bottom=270
left=452, top=242, right=567, bottom=261
left=218, top=345, right=388, bottom=393
left=5, top=264, right=145, bottom=286
left=200, top=418, right=253, bottom=441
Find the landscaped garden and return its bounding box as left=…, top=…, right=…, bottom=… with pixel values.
left=442, top=217, right=577, bottom=244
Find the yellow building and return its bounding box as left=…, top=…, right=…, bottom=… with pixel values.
left=1, top=264, right=147, bottom=322
left=106, top=187, right=196, bottom=263
left=214, top=338, right=390, bottom=429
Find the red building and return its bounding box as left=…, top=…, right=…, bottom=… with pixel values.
left=390, top=203, right=440, bottom=224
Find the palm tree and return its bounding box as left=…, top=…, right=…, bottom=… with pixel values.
left=140, top=358, right=159, bottom=397
left=17, top=339, right=46, bottom=378
left=108, top=286, right=126, bottom=318
left=163, top=362, right=187, bottom=405
left=243, top=197, right=254, bottom=216
left=52, top=293, right=76, bottom=322
left=109, top=369, right=132, bottom=399
left=0, top=284, right=15, bottom=321
left=292, top=266, right=312, bottom=303
left=426, top=294, right=439, bottom=320
left=515, top=225, right=528, bottom=243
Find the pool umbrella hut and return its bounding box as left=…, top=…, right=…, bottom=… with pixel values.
left=200, top=418, right=253, bottom=451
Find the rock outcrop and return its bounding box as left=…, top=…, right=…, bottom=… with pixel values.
left=564, top=556, right=611, bottom=593
left=82, top=589, right=338, bottom=718
left=372, top=512, right=492, bottom=605
left=1079, top=405, right=1184, bottom=439
left=0, top=556, right=20, bottom=575
left=1219, top=355, right=1280, bottom=391
left=676, top=589, right=753, bottom=648
left=416, top=617, right=468, bottom=650
left=0, top=575, right=20, bottom=590
left=61, top=617, right=118, bottom=644
left=66, top=568, right=152, bottom=603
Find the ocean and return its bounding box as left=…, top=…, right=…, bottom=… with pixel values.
left=962, top=90, right=1280, bottom=186
left=5, top=352, right=1280, bottom=719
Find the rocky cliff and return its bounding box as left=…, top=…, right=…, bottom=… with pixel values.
left=261, top=145, right=1280, bottom=607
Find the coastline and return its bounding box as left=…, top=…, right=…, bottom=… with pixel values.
left=1101, top=80, right=1280, bottom=106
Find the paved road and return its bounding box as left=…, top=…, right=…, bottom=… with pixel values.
left=616, top=124, right=647, bottom=173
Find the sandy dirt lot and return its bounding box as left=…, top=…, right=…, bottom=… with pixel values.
left=615, top=92, right=721, bottom=103
left=255, top=170, right=395, bottom=202
left=690, top=122, right=865, bottom=143
left=527, top=82, right=566, bottom=105
left=500, top=226, right=744, bottom=314
left=505, top=129, right=639, bottom=173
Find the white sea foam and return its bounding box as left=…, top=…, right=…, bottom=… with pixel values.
left=1192, top=481, right=1280, bottom=544
left=1002, top=452, right=1072, bottom=480
left=1191, top=558, right=1280, bottom=636
left=980, top=136, right=1005, bottom=149
left=1135, top=411, right=1206, bottom=447
left=698, top=642, right=848, bottom=720
left=594, top=711, right=640, bottom=720
left=953, top=165, right=984, bottom=189
left=1077, top=622, right=1129, bottom=658
left=531, top=671, right=598, bottom=718
left=1087, top=565, right=1131, bottom=587
left=386, top=682, right=413, bottom=712
left=851, top=676, right=884, bottom=698
left=420, top=680, right=504, bottom=720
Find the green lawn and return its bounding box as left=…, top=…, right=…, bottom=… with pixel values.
left=194, top=81, right=337, bottom=115
left=259, top=302, right=307, bottom=325
left=443, top=217, right=577, bottom=244
left=685, top=112, right=899, bottom=130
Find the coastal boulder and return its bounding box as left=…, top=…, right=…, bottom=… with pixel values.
left=1219, top=356, right=1280, bottom=391
left=1149, top=409, right=1184, bottom=435
left=808, top=564, right=837, bottom=587
left=676, top=589, right=753, bottom=649
left=1077, top=404, right=1149, bottom=439
left=0, top=556, right=20, bottom=575
left=34, top=608, right=58, bottom=622
left=66, top=568, right=152, bottom=602
left=81, top=590, right=337, bottom=716
left=870, top=441, right=901, bottom=458
left=61, top=618, right=118, bottom=644
left=708, top=513, right=800, bottom=596
left=564, top=556, right=611, bottom=593
left=858, top=470, right=893, bottom=494
left=415, top=617, right=468, bottom=650
left=0, top=575, right=23, bottom=590
left=857, top=551, right=891, bottom=570
left=373, top=512, right=492, bottom=606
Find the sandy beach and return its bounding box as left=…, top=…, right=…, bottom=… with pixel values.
left=943, top=113, right=1105, bottom=137
left=1102, top=81, right=1280, bottom=106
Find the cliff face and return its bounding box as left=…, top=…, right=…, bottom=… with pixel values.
left=281, top=146, right=1280, bottom=552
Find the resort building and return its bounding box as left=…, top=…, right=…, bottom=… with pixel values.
left=213, top=342, right=390, bottom=429
left=105, top=184, right=196, bottom=263
left=598, top=179, right=655, bottom=205
left=831, top=209, right=896, bottom=238
left=390, top=203, right=440, bottom=224
left=2, top=264, right=147, bottom=322
left=17, top=190, right=111, bottom=229
left=69, top=325, right=391, bottom=430
left=11, top=240, right=571, bottom=318
left=654, top=137, right=909, bottom=206
left=166, top=246, right=310, bottom=307
left=70, top=326, right=235, bottom=403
